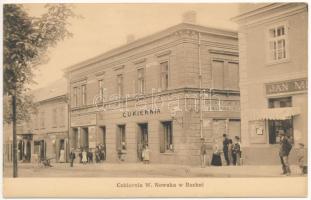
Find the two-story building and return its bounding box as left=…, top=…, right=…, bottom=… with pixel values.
left=233, top=3, right=308, bottom=164
left=65, top=19, right=240, bottom=165
left=14, top=79, right=69, bottom=163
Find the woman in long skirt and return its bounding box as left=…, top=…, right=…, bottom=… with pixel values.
left=211, top=139, right=222, bottom=166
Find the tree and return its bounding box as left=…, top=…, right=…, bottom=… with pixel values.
left=3, top=4, right=78, bottom=177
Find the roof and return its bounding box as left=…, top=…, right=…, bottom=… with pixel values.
left=64, top=23, right=237, bottom=74
left=32, top=78, right=67, bottom=102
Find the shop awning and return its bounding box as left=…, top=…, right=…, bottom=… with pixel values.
left=248, top=107, right=301, bottom=121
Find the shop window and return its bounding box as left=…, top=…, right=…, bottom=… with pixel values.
left=268, top=97, right=293, bottom=144
left=267, top=23, right=288, bottom=63
left=137, top=68, right=145, bottom=94
left=160, top=61, right=169, bottom=91
left=116, top=125, right=126, bottom=150
left=160, top=121, right=173, bottom=153
left=117, top=74, right=124, bottom=97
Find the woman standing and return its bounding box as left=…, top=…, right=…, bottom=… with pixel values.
left=232, top=136, right=241, bottom=166
left=228, top=139, right=233, bottom=165
left=142, top=145, right=150, bottom=164
left=82, top=149, right=88, bottom=164
left=211, top=139, right=222, bottom=166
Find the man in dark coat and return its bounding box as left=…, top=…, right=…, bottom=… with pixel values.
left=69, top=149, right=76, bottom=167
left=222, top=134, right=230, bottom=165
left=279, top=131, right=292, bottom=175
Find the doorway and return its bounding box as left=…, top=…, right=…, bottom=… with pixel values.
left=99, top=126, right=106, bottom=161
left=137, top=123, right=148, bottom=161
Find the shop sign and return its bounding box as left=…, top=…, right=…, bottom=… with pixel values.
left=266, top=78, right=307, bottom=95
left=122, top=108, right=160, bottom=118
left=71, top=114, right=97, bottom=127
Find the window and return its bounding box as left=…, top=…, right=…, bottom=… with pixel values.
left=160, top=61, right=169, bottom=90
left=212, top=60, right=239, bottom=90
left=59, top=106, right=65, bottom=127
left=40, top=111, right=45, bottom=129
left=212, top=60, right=224, bottom=89
left=52, top=108, right=57, bottom=128
left=137, top=68, right=145, bottom=94
left=117, top=74, right=123, bottom=97
left=268, top=97, right=293, bottom=144
left=73, top=87, right=78, bottom=107
left=267, top=24, right=288, bottom=62
left=98, top=79, right=104, bottom=98
left=160, top=121, right=173, bottom=153
left=81, top=85, right=86, bottom=105
left=34, top=114, right=39, bottom=130
left=116, top=125, right=126, bottom=150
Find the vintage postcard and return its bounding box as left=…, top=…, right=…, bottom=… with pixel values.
left=2, top=1, right=308, bottom=198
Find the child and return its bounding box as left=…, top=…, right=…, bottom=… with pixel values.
left=297, top=143, right=307, bottom=175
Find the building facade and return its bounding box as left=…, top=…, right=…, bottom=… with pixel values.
left=65, top=22, right=240, bottom=165
left=5, top=79, right=69, bottom=163
left=233, top=3, right=308, bottom=164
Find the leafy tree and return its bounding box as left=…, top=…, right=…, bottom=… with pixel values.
left=3, top=4, right=78, bottom=177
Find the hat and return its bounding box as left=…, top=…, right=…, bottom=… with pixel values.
left=235, top=136, right=240, bottom=140
left=223, top=134, right=227, bottom=137
left=200, top=137, right=205, bottom=141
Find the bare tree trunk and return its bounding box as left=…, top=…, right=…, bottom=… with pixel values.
left=12, top=93, right=18, bottom=177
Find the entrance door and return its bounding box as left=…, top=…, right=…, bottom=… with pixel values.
left=137, top=123, right=148, bottom=161
left=81, top=128, right=89, bottom=149
left=99, top=126, right=106, bottom=161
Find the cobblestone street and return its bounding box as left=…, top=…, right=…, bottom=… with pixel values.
left=3, top=162, right=307, bottom=178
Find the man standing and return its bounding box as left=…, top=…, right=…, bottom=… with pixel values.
left=200, top=138, right=207, bottom=168
left=223, top=134, right=230, bottom=165
left=279, top=131, right=292, bottom=176
left=69, top=149, right=76, bottom=167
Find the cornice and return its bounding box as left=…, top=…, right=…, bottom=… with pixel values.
left=64, top=23, right=237, bottom=75
left=232, top=3, right=307, bottom=27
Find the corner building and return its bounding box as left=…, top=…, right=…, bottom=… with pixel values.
left=65, top=23, right=240, bottom=165
left=233, top=3, right=308, bottom=164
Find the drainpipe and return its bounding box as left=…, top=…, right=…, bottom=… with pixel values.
left=198, top=32, right=203, bottom=139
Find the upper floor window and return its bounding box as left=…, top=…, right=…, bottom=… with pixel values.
left=98, top=79, right=104, bottom=98
left=117, top=74, right=123, bottom=97
left=137, top=68, right=145, bottom=94
left=52, top=108, right=57, bottom=128
left=267, top=23, right=288, bottom=63
left=212, top=60, right=239, bottom=90
left=160, top=61, right=169, bottom=90
left=81, top=84, right=86, bottom=106
left=73, top=87, right=78, bottom=107
left=40, top=111, right=45, bottom=129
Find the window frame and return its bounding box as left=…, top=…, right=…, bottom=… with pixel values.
left=266, top=21, right=290, bottom=65
left=159, top=60, right=170, bottom=91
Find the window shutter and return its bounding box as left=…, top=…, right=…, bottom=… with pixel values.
left=159, top=122, right=165, bottom=153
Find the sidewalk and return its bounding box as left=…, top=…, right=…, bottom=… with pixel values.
left=4, top=162, right=306, bottom=178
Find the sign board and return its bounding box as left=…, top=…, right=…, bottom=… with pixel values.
left=266, top=78, right=307, bottom=95
left=71, top=114, right=97, bottom=127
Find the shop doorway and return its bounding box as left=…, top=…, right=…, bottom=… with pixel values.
left=268, top=97, right=293, bottom=144
left=81, top=127, right=89, bottom=149
left=137, top=123, right=148, bottom=161
left=18, top=139, right=32, bottom=162
left=268, top=119, right=293, bottom=144
left=99, top=126, right=106, bottom=161
left=34, top=140, right=46, bottom=161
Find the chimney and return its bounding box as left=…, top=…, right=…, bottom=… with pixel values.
left=126, top=34, right=135, bottom=44
left=182, top=10, right=197, bottom=24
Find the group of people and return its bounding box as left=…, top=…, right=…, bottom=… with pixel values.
left=200, top=134, right=241, bottom=167
left=68, top=144, right=106, bottom=167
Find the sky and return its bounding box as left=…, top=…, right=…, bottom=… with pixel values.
left=24, top=3, right=239, bottom=89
